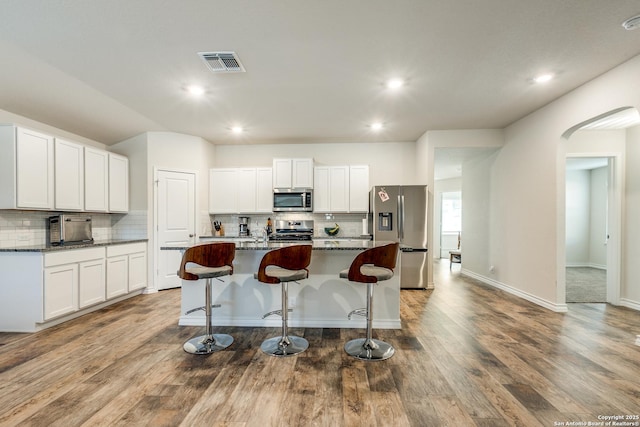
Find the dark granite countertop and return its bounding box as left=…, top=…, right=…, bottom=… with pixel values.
left=199, top=235, right=373, bottom=241
left=0, top=239, right=148, bottom=253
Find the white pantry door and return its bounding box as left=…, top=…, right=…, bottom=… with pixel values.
left=156, top=169, right=196, bottom=290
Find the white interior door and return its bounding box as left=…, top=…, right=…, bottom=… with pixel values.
left=156, top=169, right=196, bottom=290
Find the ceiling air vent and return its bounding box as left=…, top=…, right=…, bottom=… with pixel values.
left=198, top=51, right=246, bottom=73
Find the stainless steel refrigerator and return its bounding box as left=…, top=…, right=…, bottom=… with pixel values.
left=369, top=185, right=428, bottom=289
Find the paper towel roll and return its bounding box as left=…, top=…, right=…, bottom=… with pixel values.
left=362, top=218, right=368, bottom=235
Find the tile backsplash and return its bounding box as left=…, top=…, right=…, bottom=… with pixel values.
left=0, top=210, right=147, bottom=248
left=207, top=212, right=369, bottom=238
left=0, top=209, right=367, bottom=248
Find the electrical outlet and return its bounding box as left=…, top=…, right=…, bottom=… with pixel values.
left=288, top=297, right=296, bottom=308
left=489, top=265, right=495, bottom=273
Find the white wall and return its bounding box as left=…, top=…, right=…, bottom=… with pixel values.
left=565, top=166, right=608, bottom=269
left=110, top=131, right=217, bottom=291
left=589, top=166, right=607, bottom=268
left=466, top=54, right=640, bottom=311
left=433, top=177, right=461, bottom=258
left=462, top=150, right=497, bottom=276
left=565, top=169, right=591, bottom=266
left=110, top=133, right=148, bottom=210
left=624, top=125, right=640, bottom=305
left=214, top=141, right=417, bottom=186
left=416, top=129, right=504, bottom=288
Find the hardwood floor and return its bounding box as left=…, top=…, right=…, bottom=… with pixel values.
left=1, top=260, right=639, bottom=426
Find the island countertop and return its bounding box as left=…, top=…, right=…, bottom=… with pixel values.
left=162, top=239, right=388, bottom=251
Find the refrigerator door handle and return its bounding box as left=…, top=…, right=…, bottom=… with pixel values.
left=399, top=194, right=405, bottom=240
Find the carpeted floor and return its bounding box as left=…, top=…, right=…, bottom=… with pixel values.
left=566, top=267, right=607, bottom=303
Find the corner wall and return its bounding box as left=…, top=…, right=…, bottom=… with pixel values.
left=624, top=125, right=640, bottom=307
left=110, top=131, right=216, bottom=292
left=485, top=54, right=640, bottom=310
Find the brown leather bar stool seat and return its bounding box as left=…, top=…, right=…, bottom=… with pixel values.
left=254, top=244, right=312, bottom=357
left=339, top=242, right=399, bottom=361
left=178, top=242, right=235, bottom=355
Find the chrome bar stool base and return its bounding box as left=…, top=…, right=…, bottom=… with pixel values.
left=260, top=335, right=309, bottom=357
left=344, top=338, right=395, bottom=361
left=184, top=333, right=234, bottom=355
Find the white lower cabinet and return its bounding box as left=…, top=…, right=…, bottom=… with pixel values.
left=43, top=263, right=78, bottom=320
left=44, top=246, right=104, bottom=320
left=0, top=242, right=147, bottom=332
left=78, top=258, right=106, bottom=308
left=106, top=255, right=128, bottom=298
left=107, top=242, right=148, bottom=297
left=128, top=251, right=147, bottom=291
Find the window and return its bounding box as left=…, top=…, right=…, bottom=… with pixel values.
left=441, top=191, right=461, bottom=233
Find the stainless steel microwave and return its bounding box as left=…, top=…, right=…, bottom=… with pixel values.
left=273, top=189, right=313, bottom=212
left=48, top=214, right=93, bottom=245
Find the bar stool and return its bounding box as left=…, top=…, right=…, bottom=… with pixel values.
left=254, top=244, right=312, bottom=357
left=178, top=242, right=235, bottom=355
left=339, top=242, right=399, bottom=361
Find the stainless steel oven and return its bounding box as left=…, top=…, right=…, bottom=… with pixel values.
left=273, top=189, right=313, bottom=212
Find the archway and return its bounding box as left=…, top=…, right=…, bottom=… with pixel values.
left=561, top=107, right=640, bottom=306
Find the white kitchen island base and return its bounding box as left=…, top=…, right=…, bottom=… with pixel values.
left=175, top=241, right=401, bottom=330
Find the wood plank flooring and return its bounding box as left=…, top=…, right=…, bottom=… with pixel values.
left=1, top=260, right=639, bottom=426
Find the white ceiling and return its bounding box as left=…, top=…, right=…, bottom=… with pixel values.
left=1, top=1, right=640, bottom=146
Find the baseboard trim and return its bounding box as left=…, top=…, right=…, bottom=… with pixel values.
left=619, top=298, right=640, bottom=311
left=565, top=263, right=606, bottom=270
left=461, top=269, right=568, bottom=313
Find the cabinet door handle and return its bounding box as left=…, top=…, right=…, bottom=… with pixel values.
left=189, top=234, right=194, bottom=238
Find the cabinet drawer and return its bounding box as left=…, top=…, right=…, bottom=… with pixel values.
left=44, top=247, right=105, bottom=267
left=106, top=242, right=146, bottom=257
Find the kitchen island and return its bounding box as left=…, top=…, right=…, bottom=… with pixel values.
left=162, top=239, right=401, bottom=329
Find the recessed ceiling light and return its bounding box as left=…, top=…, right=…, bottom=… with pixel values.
left=533, top=74, right=553, bottom=84
left=370, top=122, right=383, bottom=131
left=187, top=85, right=205, bottom=96
left=386, top=79, right=404, bottom=89
left=231, top=126, right=244, bottom=134
left=622, top=14, right=640, bottom=30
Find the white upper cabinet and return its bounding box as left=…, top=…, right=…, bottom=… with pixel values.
left=0, top=124, right=129, bottom=213
left=209, top=168, right=238, bottom=213
left=0, top=125, right=54, bottom=210
left=313, top=166, right=349, bottom=213
left=255, top=168, right=273, bottom=213
left=349, top=165, right=370, bottom=212
left=210, top=167, right=273, bottom=214
left=313, top=167, right=330, bottom=212
left=84, top=147, right=109, bottom=212
left=236, top=168, right=257, bottom=213
left=272, top=158, right=292, bottom=188
left=54, top=138, right=84, bottom=211
left=108, top=153, right=129, bottom=212
left=292, top=158, right=314, bottom=188
left=273, top=158, right=314, bottom=189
